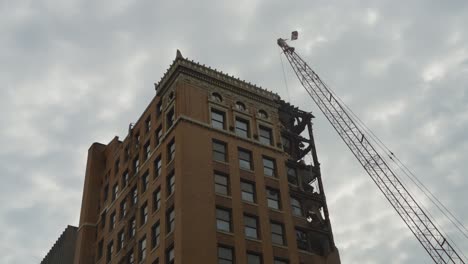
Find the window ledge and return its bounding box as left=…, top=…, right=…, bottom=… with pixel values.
left=150, top=244, right=160, bottom=254
left=166, top=193, right=175, bottom=201
left=137, top=223, right=147, bottom=231
left=217, top=230, right=234, bottom=236
left=240, top=168, right=255, bottom=173
left=272, top=244, right=288, bottom=249
left=213, top=160, right=230, bottom=166
left=167, top=158, right=175, bottom=166
left=165, top=231, right=174, bottom=238
left=298, top=249, right=316, bottom=256
left=264, top=175, right=279, bottom=181
left=215, top=193, right=232, bottom=199
left=269, top=208, right=284, bottom=214
left=246, top=237, right=262, bottom=243
left=242, top=201, right=258, bottom=206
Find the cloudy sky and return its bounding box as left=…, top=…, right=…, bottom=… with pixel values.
left=1, top=0, right=468, bottom=263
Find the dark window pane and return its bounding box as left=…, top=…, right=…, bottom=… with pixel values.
left=235, top=118, right=249, bottom=138
left=259, top=126, right=272, bottom=145
left=215, top=173, right=229, bottom=195
left=247, top=254, right=261, bottom=264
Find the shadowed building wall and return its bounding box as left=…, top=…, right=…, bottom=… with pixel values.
left=41, top=225, right=78, bottom=264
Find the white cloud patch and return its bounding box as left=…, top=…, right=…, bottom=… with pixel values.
left=1, top=0, right=468, bottom=263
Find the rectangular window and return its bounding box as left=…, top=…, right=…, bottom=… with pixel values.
left=267, top=188, right=281, bottom=210
left=109, top=211, right=116, bottom=231
left=296, top=229, right=309, bottom=250
left=151, top=222, right=160, bottom=248
left=155, top=126, right=163, bottom=145
left=244, top=215, right=259, bottom=239
left=101, top=211, right=106, bottom=229
left=167, top=171, right=175, bottom=196
left=133, top=157, right=140, bottom=174
left=235, top=117, right=250, bottom=138
left=247, top=252, right=262, bottom=264
left=128, top=252, right=134, bottom=264
left=241, top=181, right=256, bottom=203
left=281, top=136, right=291, bottom=151
left=167, top=107, right=175, bottom=128
left=290, top=197, right=303, bottom=217
left=115, top=159, right=120, bottom=174
left=139, top=237, right=147, bottom=261
left=274, top=258, right=289, bottom=264
left=167, top=139, right=175, bottom=163
left=166, top=246, right=175, bottom=264
left=125, top=146, right=130, bottom=161
left=141, top=202, right=148, bottom=226
left=216, top=208, right=232, bottom=232
left=103, top=184, right=109, bottom=202
left=218, top=246, right=233, bottom=264
left=97, top=239, right=103, bottom=259
left=271, top=222, right=285, bottom=245
left=153, top=188, right=161, bottom=211
left=213, top=140, right=227, bottom=162
left=287, top=166, right=298, bottom=185
left=167, top=207, right=175, bottom=233
left=129, top=217, right=136, bottom=238
left=117, top=229, right=124, bottom=252
left=156, top=102, right=162, bottom=116
left=142, top=172, right=149, bottom=192
left=106, top=240, right=113, bottom=263
left=144, top=141, right=151, bottom=161
left=135, top=133, right=140, bottom=145
left=211, top=109, right=226, bottom=130
left=112, top=183, right=119, bottom=201
left=154, top=156, right=162, bottom=178
left=259, top=126, right=273, bottom=145
left=131, top=186, right=138, bottom=206
left=262, top=156, right=276, bottom=177
left=122, top=170, right=129, bottom=187
left=145, top=117, right=151, bottom=132
left=238, top=148, right=253, bottom=170
left=214, top=172, right=229, bottom=195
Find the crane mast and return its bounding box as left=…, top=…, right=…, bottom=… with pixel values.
left=277, top=38, right=465, bottom=264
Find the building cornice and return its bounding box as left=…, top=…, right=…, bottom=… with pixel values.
left=155, top=50, right=281, bottom=108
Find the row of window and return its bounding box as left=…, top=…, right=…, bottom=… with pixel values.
left=103, top=137, right=175, bottom=212
left=211, top=108, right=274, bottom=146
left=212, top=140, right=301, bottom=185
left=211, top=93, right=269, bottom=118
left=215, top=171, right=304, bottom=217
left=100, top=166, right=175, bottom=232
left=216, top=207, right=315, bottom=254
left=217, top=245, right=288, bottom=264
left=100, top=237, right=174, bottom=264
left=99, top=204, right=175, bottom=263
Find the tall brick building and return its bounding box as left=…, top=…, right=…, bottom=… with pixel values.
left=73, top=51, right=340, bottom=264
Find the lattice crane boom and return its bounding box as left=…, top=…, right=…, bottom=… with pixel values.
left=277, top=38, right=465, bottom=264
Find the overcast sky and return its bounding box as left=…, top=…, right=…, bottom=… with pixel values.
left=1, top=0, right=467, bottom=263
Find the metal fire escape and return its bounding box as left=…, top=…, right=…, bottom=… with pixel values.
left=277, top=37, right=465, bottom=264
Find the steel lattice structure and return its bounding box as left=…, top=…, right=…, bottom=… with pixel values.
left=277, top=38, right=465, bottom=264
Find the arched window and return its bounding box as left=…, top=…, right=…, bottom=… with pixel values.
left=235, top=101, right=246, bottom=111
left=212, top=92, right=223, bottom=102
left=258, top=110, right=268, bottom=119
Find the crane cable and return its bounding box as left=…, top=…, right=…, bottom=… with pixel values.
left=318, top=78, right=468, bottom=260
left=279, top=47, right=291, bottom=102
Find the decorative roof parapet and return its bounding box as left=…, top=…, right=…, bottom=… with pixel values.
left=155, top=50, right=281, bottom=103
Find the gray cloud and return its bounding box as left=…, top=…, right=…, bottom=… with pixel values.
left=1, top=0, right=467, bottom=263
